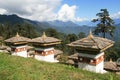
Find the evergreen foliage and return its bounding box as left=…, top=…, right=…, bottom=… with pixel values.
left=0, top=22, right=38, bottom=39
left=0, top=19, right=118, bottom=62
left=105, top=41, right=120, bottom=61
left=78, top=32, right=86, bottom=39
left=92, top=9, right=115, bottom=38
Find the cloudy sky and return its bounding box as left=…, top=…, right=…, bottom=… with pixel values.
left=0, top=0, right=120, bottom=22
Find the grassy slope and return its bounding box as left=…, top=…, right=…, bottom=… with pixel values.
left=0, top=53, right=119, bottom=80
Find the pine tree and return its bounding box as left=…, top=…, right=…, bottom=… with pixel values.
left=92, top=9, right=115, bottom=38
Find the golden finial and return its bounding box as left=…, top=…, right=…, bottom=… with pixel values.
left=42, top=32, right=47, bottom=38
left=16, top=32, right=20, bottom=37
left=109, top=58, right=113, bottom=62
left=87, top=30, right=94, bottom=38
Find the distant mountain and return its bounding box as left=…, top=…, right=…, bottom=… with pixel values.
left=47, top=20, right=92, bottom=34
left=75, top=20, right=96, bottom=26
left=0, top=14, right=92, bottom=34
left=0, top=14, right=40, bottom=27
left=0, top=14, right=51, bottom=31
left=48, top=20, right=79, bottom=27
left=0, top=14, right=25, bottom=24
left=114, top=23, right=120, bottom=41
left=76, top=18, right=120, bottom=26
left=0, top=14, right=120, bottom=41
left=114, top=18, right=120, bottom=24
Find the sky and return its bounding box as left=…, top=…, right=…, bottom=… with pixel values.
left=0, top=0, right=120, bottom=22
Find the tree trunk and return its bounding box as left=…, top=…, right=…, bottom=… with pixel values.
left=103, top=32, right=105, bottom=38
left=103, top=22, right=106, bottom=38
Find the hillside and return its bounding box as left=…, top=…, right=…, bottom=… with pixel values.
left=0, top=52, right=119, bottom=80
left=0, top=14, right=120, bottom=40
left=0, top=14, right=92, bottom=34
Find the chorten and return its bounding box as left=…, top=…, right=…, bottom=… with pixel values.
left=5, top=33, right=30, bottom=57
left=68, top=31, right=114, bottom=73
left=30, top=32, right=61, bottom=62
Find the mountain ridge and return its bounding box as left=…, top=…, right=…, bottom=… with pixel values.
left=0, top=14, right=92, bottom=34
left=0, top=14, right=120, bottom=41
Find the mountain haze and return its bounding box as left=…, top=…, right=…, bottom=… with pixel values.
left=0, top=14, right=120, bottom=41
left=0, top=14, right=92, bottom=34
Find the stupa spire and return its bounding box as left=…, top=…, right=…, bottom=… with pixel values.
left=109, top=58, right=113, bottom=62
left=87, top=30, right=94, bottom=38
left=16, top=32, right=20, bottom=37
left=42, top=32, right=47, bottom=39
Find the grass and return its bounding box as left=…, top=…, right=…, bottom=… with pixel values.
left=0, top=52, right=120, bottom=80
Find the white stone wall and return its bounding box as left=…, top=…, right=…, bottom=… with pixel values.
left=78, top=61, right=104, bottom=73
left=35, top=54, right=58, bottom=62
left=78, top=52, right=106, bottom=73
left=12, top=51, right=28, bottom=57
left=11, top=45, right=28, bottom=58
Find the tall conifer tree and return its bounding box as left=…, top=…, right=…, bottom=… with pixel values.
left=92, top=9, right=115, bottom=38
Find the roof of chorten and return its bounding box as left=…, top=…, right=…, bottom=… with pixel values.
left=29, top=32, right=61, bottom=45
left=104, top=61, right=120, bottom=72
left=68, top=53, right=79, bottom=60
left=54, top=49, right=63, bottom=55
left=67, top=31, right=114, bottom=52
left=4, top=33, right=30, bottom=44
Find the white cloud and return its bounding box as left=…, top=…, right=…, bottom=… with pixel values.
left=111, top=12, right=120, bottom=19
left=0, top=0, right=61, bottom=21
left=56, top=4, right=88, bottom=22
left=0, top=8, right=7, bottom=14
left=0, top=0, right=87, bottom=22
left=57, top=4, right=76, bottom=21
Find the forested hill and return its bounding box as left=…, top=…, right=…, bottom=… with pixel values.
left=0, top=14, right=30, bottom=24
left=0, top=14, right=92, bottom=34
left=0, top=14, right=120, bottom=41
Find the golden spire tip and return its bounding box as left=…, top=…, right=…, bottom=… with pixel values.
left=88, top=30, right=94, bottom=38
left=42, top=32, right=47, bottom=38
left=109, top=58, right=113, bottom=62
left=16, top=32, right=20, bottom=37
